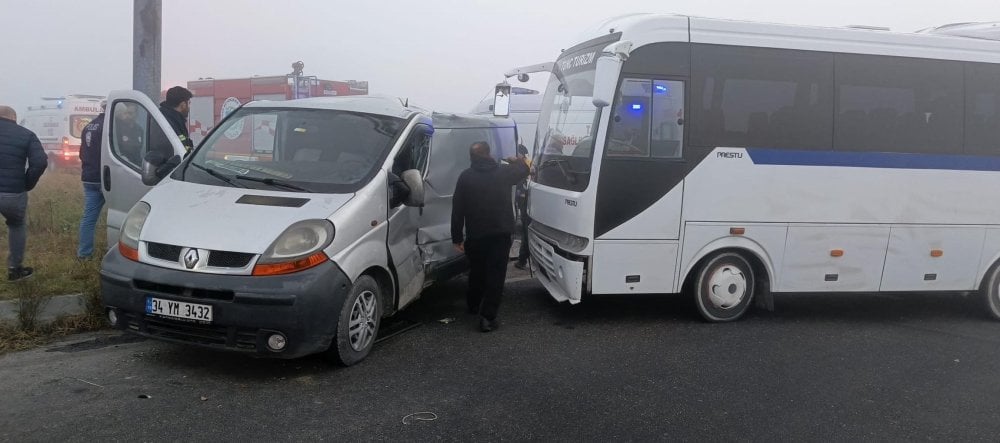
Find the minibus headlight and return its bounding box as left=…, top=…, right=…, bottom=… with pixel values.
left=259, top=220, right=335, bottom=264
left=118, top=202, right=150, bottom=261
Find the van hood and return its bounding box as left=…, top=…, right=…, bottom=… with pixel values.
left=139, top=180, right=353, bottom=253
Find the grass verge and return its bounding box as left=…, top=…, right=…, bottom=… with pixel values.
left=0, top=170, right=108, bottom=354
left=0, top=169, right=107, bottom=300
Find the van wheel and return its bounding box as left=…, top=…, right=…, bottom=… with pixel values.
left=981, top=262, right=1000, bottom=320
left=328, top=275, right=382, bottom=366
left=693, top=252, right=755, bottom=322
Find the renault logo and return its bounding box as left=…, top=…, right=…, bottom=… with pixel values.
left=182, top=249, right=200, bottom=269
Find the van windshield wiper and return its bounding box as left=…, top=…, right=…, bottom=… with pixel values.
left=189, top=162, right=246, bottom=188
left=233, top=175, right=312, bottom=192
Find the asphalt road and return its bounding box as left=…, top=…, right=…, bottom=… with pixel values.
left=3, top=264, right=1000, bottom=441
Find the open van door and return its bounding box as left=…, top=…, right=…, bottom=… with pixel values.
left=101, top=90, right=187, bottom=247
left=387, top=123, right=433, bottom=309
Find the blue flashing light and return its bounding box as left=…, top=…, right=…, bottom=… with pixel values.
left=631, top=103, right=643, bottom=110
left=654, top=84, right=668, bottom=93
left=56, top=100, right=64, bottom=109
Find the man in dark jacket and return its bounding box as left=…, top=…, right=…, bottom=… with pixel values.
left=77, top=103, right=105, bottom=259
left=158, top=86, right=194, bottom=152
left=451, top=141, right=529, bottom=332
left=513, top=143, right=531, bottom=270
left=0, top=106, right=48, bottom=281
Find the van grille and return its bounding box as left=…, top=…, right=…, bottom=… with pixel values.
left=147, top=242, right=182, bottom=261
left=208, top=251, right=255, bottom=268
left=144, top=242, right=256, bottom=269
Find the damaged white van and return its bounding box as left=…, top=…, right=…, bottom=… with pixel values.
left=99, top=91, right=517, bottom=365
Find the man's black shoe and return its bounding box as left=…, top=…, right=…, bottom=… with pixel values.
left=513, top=261, right=528, bottom=271
left=479, top=317, right=498, bottom=333
left=8, top=267, right=34, bottom=282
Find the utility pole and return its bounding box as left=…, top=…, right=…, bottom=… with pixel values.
left=133, top=0, right=162, bottom=102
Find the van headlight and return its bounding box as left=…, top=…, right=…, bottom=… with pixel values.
left=118, top=202, right=150, bottom=261
left=253, top=220, right=335, bottom=276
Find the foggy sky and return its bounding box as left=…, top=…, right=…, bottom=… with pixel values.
left=2, top=0, right=998, bottom=116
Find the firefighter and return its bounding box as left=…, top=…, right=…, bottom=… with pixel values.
left=158, top=86, right=194, bottom=153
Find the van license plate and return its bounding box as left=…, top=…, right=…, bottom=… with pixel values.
left=145, top=297, right=213, bottom=323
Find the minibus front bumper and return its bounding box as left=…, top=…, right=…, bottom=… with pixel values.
left=101, top=247, right=352, bottom=359
left=528, top=231, right=586, bottom=304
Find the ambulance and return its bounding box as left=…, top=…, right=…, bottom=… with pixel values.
left=19, top=94, right=105, bottom=171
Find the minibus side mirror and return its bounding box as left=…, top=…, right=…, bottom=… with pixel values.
left=493, top=83, right=511, bottom=117
left=141, top=152, right=181, bottom=186
left=592, top=40, right=633, bottom=108
left=592, top=55, right=622, bottom=108
left=401, top=169, right=425, bottom=207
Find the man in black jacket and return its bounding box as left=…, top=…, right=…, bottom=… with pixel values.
left=158, top=86, right=194, bottom=152
left=451, top=141, right=529, bottom=332
left=77, top=103, right=105, bottom=259
left=0, top=106, right=48, bottom=281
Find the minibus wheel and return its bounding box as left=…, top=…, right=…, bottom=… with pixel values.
left=329, top=275, right=382, bottom=366
left=980, top=262, right=1000, bottom=320
left=693, top=252, right=755, bottom=322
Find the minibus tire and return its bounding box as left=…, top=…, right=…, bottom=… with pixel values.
left=693, top=252, right=755, bottom=322
left=328, top=275, right=382, bottom=366
left=981, top=262, right=1000, bottom=320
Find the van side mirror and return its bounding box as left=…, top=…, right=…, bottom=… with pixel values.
left=401, top=169, right=424, bottom=207
left=493, top=83, right=511, bottom=117
left=141, top=152, right=181, bottom=186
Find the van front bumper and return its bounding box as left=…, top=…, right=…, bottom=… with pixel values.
left=101, top=247, right=351, bottom=359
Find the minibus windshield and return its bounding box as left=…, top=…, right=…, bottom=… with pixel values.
left=534, top=52, right=602, bottom=192
left=184, top=107, right=405, bottom=193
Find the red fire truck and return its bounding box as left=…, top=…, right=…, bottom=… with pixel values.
left=184, top=62, right=369, bottom=147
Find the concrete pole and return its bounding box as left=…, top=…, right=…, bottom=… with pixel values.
left=133, top=0, right=162, bottom=102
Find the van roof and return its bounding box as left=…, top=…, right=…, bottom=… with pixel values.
left=471, top=93, right=543, bottom=115
left=243, top=95, right=420, bottom=119
left=431, top=112, right=517, bottom=129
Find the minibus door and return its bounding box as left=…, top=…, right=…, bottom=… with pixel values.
left=101, top=90, right=187, bottom=247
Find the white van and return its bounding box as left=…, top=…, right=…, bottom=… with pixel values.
left=99, top=90, right=518, bottom=364
left=20, top=94, right=105, bottom=170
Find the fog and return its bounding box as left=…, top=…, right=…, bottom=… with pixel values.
left=1, top=0, right=997, bottom=115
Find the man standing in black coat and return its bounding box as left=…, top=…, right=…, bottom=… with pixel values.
left=77, top=103, right=105, bottom=260
left=0, top=106, right=48, bottom=281
left=158, top=86, right=194, bottom=153
left=451, top=141, right=529, bottom=332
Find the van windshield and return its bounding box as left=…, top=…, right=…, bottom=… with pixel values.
left=184, top=107, right=406, bottom=193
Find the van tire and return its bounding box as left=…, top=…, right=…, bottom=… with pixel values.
left=328, top=275, right=382, bottom=366
left=981, top=262, right=1000, bottom=320
left=693, top=252, right=755, bottom=322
